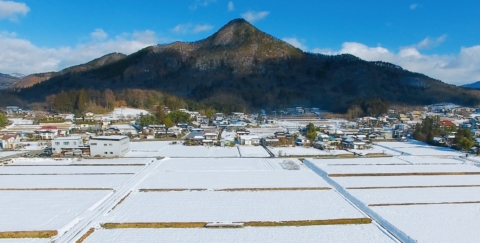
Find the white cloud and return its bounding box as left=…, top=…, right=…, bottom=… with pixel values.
left=413, top=34, right=447, bottom=50
left=0, top=29, right=162, bottom=74
left=241, top=10, right=269, bottom=23
left=282, top=37, right=307, bottom=51
left=0, top=0, right=29, bottom=21
left=189, top=0, right=216, bottom=10
left=228, top=1, right=234, bottom=11
left=172, top=23, right=213, bottom=34
left=90, top=28, right=108, bottom=40
left=410, top=3, right=418, bottom=10
left=312, top=40, right=480, bottom=85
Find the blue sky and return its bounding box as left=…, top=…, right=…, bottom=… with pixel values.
left=0, top=0, right=479, bottom=85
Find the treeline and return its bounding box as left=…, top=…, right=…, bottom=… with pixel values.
left=138, top=109, right=192, bottom=128
left=42, top=88, right=246, bottom=117
left=413, top=116, right=475, bottom=151
left=346, top=98, right=389, bottom=119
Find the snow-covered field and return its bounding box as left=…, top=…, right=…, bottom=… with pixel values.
left=8, top=158, right=75, bottom=165
left=372, top=204, right=480, bottom=243
left=0, top=174, right=133, bottom=189
left=108, top=190, right=365, bottom=223
left=399, top=156, right=464, bottom=164
left=0, top=151, right=25, bottom=158
left=154, top=158, right=292, bottom=171
left=350, top=187, right=480, bottom=205
left=313, top=164, right=480, bottom=175
left=237, top=146, right=270, bottom=157
left=109, top=107, right=149, bottom=119
left=0, top=165, right=142, bottom=174
left=83, top=224, right=397, bottom=243
left=138, top=171, right=330, bottom=189
left=126, top=142, right=240, bottom=157
left=18, top=142, right=47, bottom=151
left=74, top=158, right=152, bottom=165
left=349, top=145, right=402, bottom=156
left=0, top=190, right=111, bottom=232
left=269, top=146, right=332, bottom=157
left=332, top=175, right=480, bottom=188
left=137, top=158, right=329, bottom=189
left=307, top=157, right=410, bottom=165
left=0, top=239, right=50, bottom=243
left=376, top=141, right=462, bottom=156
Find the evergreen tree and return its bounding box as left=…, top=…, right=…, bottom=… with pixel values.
left=0, top=112, right=8, bottom=127
left=54, top=90, right=72, bottom=112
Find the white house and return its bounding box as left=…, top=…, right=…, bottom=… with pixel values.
left=1, top=134, right=20, bottom=150
left=52, top=137, right=84, bottom=154
left=239, top=135, right=260, bottom=145
left=89, top=136, right=130, bottom=157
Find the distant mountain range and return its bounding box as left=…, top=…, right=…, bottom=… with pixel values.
left=461, top=81, right=480, bottom=89
left=6, top=18, right=480, bottom=112
left=0, top=73, right=21, bottom=89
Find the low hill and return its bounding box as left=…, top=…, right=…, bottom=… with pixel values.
left=0, top=73, right=19, bottom=89
left=11, top=53, right=126, bottom=89
left=461, top=81, right=480, bottom=89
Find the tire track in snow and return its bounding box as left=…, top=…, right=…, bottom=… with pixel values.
left=53, top=158, right=168, bottom=243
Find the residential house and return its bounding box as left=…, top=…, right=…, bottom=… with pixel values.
left=36, top=126, right=58, bottom=140
left=1, top=134, right=20, bottom=149
left=239, top=135, right=260, bottom=145
left=89, top=136, right=130, bottom=157
left=52, top=136, right=87, bottom=155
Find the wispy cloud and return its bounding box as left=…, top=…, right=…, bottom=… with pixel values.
left=410, top=3, right=418, bottom=10
left=189, top=0, right=216, bottom=10
left=90, top=28, right=108, bottom=41
left=241, top=10, right=269, bottom=23
left=0, top=0, right=29, bottom=21
left=282, top=37, right=307, bottom=51
left=0, top=29, right=164, bottom=74
left=228, top=1, right=234, bottom=11
left=312, top=39, right=480, bottom=85
left=172, top=23, right=214, bottom=34
left=413, top=34, right=447, bottom=50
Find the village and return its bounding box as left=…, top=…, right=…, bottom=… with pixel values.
left=1, top=103, right=480, bottom=158
left=1, top=104, right=480, bottom=243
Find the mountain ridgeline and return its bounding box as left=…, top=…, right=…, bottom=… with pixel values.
left=10, top=18, right=480, bottom=112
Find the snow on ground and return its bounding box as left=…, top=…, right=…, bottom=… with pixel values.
left=237, top=146, right=270, bottom=157
left=157, top=146, right=240, bottom=158
left=394, top=147, right=462, bottom=156
left=349, top=145, right=402, bottom=156
left=376, top=141, right=429, bottom=148
left=312, top=164, right=480, bottom=175
left=332, top=175, right=480, bottom=188
left=350, top=187, right=480, bottom=205
left=18, top=142, right=47, bottom=151
left=0, top=151, right=25, bottom=158
left=108, top=190, right=365, bottom=223
left=0, top=165, right=143, bottom=174
left=269, top=146, right=332, bottom=157
left=399, top=156, right=464, bottom=164
left=136, top=158, right=330, bottom=189
left=307, top=157, right=410, bottom=165
left=109, top=107, right=149, bottom=119
left=376, top=141, right=462, bottom=156
left=0, top=174, right=134, bottom=189
left=0, top=190, right=111, bottom=231
left=83, top=224, right=397, bottom=243
left=74, top=158, right=152, bottom=165
left=372, top=204, right=480, bottom=243
left=138, top=171, right=330, bottom=189
left=7, top=118, right=34, bottom=125
left=126, top=141, right=240, bottom=158
left=0, top=239, right=50, bottom=243
left=8, top=158, right=75, bottom=165
left=154, top=158, right=298, bottom=172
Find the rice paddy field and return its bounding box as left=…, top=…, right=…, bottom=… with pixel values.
left=1, top=140, right=479, bottom=242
